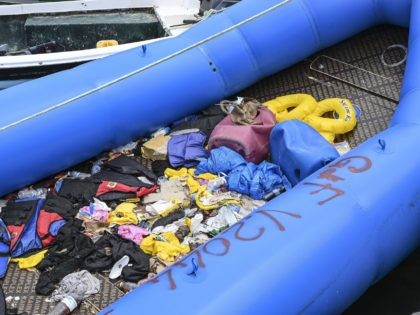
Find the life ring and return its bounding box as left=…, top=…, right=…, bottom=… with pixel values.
left=304, top=98, right=357, bottom=135
left=264, top=94, right=318, bottom=122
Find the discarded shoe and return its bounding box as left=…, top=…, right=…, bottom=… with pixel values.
left=109, top=255, right=130, bottom=280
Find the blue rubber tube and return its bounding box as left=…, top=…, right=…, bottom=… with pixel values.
left=0, top=0, right=418, bottom=314
left=0, top=0, right=410, bottom=195
left=392, top=0, right=420, bottom=125
left=0, top=0, right=380, bottom=195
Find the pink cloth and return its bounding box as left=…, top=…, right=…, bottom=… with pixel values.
left=78, top=207, right=109, bottom=223
left=92, top=209, right=109, bottom=222
left=118, top=225, right=150, bottom=245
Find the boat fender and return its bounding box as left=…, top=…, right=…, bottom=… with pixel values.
left=304, top=98, right=357, bottom=136
left=263, top=93, right=318, bottom=122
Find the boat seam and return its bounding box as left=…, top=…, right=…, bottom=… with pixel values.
left=298, top=0, right=322, bottom=50
left=223, top=9, right=264, bottom=85
left=372, top=0, right=384, bottom=23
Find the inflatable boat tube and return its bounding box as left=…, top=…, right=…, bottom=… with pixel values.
left=0, top=0, right=419, bottom=314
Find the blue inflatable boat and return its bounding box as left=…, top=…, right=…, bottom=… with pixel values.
left=0, top=0, right=419, bottom=314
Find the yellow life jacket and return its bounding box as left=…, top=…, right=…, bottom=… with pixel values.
left=264, top=94, right=318, bottom=121
left=264, top=94, right=357, bottom=143
left=304, top=98, right=357, bottom=135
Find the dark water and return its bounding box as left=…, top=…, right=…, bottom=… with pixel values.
left=345, top=248, right=420, bottom=315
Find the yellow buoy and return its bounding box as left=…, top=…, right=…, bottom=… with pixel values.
left=96, top=40, right=119, bottom=48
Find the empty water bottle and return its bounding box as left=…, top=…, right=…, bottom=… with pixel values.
left=117, top=281, right=138, bottom=293
left=151, top=127, right=170, bottom=138
left=6, top=296, right=20, bottom=314
left=67, top=171, right=90, bottom=179
left=17, top=188, right=48, bottom=199
left=47, top=292, right=83, bottom=315
left=262, top=186, right=285, bottom=201
left=91, top=163, right=102, bottom=174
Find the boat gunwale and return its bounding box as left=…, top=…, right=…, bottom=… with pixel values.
left=0, top=0, right=200, bottom=69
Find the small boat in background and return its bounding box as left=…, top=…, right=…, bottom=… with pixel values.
left=0, top=0, right=200, bottom=86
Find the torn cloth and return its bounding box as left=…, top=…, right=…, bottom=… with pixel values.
left=83, top=232, right=150, bottom=282
left=36, top=219, right=94, bottom=295
left=141, top=232, right=190, bottom=262
left=11, top=249, right=47, bottom=270
left=50, top=270, right=100, bottom=302
left=118, top=225, right=150, bottom=245
left=167, top=131, right=208, bottom=167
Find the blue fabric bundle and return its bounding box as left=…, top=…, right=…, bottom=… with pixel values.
left=270, top=120, right=339, bottom=186
left=196, top=147, right=287, bottom=199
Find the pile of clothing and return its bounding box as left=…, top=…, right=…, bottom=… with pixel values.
left=0, top=95, right=347, bottom=310
left=0, top=104, right=266, bottom=309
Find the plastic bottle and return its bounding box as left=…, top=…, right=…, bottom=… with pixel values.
left=6, top=296, right=20, bottom=314
left=67, top=171, right=91, bottom=179
left=207, top=177, right=227, bottom=192
left=150, top=127, right=170, bottom=138
left=117, top=281, right=138, bottom=293
left=262, top=186, right=285, bottom=201
left=47, top=293, right=83, bottom=315
left=17, top=188, right=48, bottom=199
left=91, top=159, right=105, bottom=174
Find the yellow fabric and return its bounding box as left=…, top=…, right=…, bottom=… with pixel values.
left=195, top=186, right=241, bottom=211
left=108, top=202, right=138, bottom=225
left=185, top=217, right=192, bottom=230
left=160, top=198, right=182, bottom=217
left=164, top=167, right=189, bottom=178
left=11, top=249, right=47, bottom=269
left=186, top=176, right=200, bottom=194
left=193, top=171, right=218, bottom=181
left=140, top=232, right=190, bottom=262
left=125, top=198, right=141, bottom=203
left=164, top=168, right=217, bottom=194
